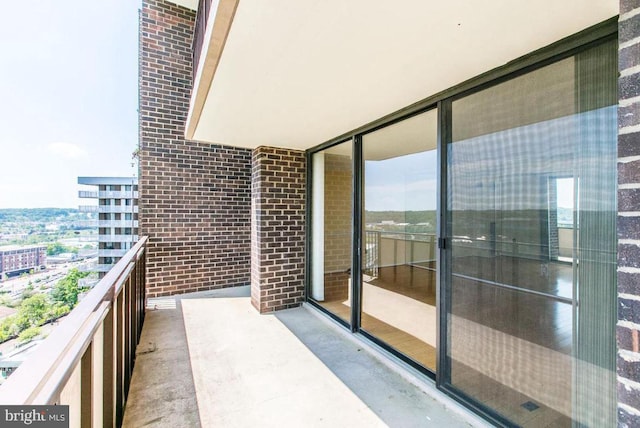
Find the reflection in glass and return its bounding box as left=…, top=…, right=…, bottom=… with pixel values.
left=445, top=40, right=617, bottom=426
left=361, top=110, right=438, bottom=370
left=310, top=141, right=353, bottom=323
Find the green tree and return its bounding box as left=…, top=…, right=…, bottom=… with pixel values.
left=46, top=242, right=68, bottom=256
left=51, top=268, right=90, bottom=308
left=0, top=315, right=19, bottom=342
left=17, top=326, right=41, bottom=343
left=21, top=284, right=34, bottom=300
left=18, top=294, right=50, bottom=327
left=45, top=303, right=71, bottom=321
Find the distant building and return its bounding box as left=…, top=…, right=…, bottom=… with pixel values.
left=0, top=245, right=46, bottom=280
left=78, top=177, right=139, bottom=277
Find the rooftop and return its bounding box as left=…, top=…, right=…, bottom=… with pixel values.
left=0, top=244, right=46, bottom=252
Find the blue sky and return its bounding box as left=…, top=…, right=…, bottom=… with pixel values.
left=0, top=0, right=140, bottom=208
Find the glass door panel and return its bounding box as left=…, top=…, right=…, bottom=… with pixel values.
left=361, top=109, right=438, bottom=371
left=310, top=140, right=353, bottom=323
left=444, top=39, right=617, bottom=427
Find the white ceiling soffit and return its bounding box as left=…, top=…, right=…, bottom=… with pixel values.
left=188, top=0, right=618, bottom=151
left=166, top=0, right=198, bottom=10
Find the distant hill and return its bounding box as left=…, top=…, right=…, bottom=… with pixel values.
left=0, top=208, right=88, bottom=224
left=365, top=210, right=436, bottom=225
left=0, top=209, right=96, bottom=246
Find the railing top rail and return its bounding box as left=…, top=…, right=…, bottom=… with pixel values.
left=32, top=301, right=112, bottom=404
left=365, top=229, right=436, bottom=236
left=0, top=237, right=148, bottom=404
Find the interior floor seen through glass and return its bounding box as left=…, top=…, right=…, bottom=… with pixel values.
left=361, top=109, right=438, bottom=371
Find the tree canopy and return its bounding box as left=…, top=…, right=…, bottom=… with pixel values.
left=0, top=268, right=89, bottom=343
left=46, top=241, right=78, bottom=256
left=51, top=268, right=90, bottom=307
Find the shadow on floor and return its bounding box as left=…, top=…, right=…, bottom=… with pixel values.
left=124, top=285, right=484, bottom=427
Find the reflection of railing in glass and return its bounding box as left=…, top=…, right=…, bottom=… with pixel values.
left=364, top=230, right=436, bottom=278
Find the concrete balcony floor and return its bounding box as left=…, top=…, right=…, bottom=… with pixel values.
left=122, top=286, right=489, bottom=427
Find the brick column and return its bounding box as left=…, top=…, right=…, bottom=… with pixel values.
left=139, top=0, right=251, bottom=297
left=251, top=147, right=306, bottom=313
left=617, top=1, right=640, bottom=425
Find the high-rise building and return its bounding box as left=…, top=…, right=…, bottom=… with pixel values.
left=78, top=177, right=138, bottom=277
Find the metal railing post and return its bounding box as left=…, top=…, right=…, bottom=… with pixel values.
left=103, top=306, right=115, bottom=428
left=80, top=343, right=93, bottom=427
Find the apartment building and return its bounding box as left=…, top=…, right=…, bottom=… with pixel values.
left=0, top=245, right=46, bottom=279
left=78, top=177, right=139, bottom=277
left=138, top=1, right=640, bottom=426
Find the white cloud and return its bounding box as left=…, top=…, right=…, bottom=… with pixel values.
left=47, top=142, right=88, bottom=159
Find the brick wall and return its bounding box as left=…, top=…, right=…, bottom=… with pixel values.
left=251, top=147, right=306, bottom=313
left=617, top=1, right=640, bottom=425
left=139, top=0, right=251, bottom=297
left=322, top=153, right=352, bottom=301
left=324, top=154, right=353, bottom=273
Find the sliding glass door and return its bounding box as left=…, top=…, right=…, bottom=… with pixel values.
left=361, top=110, right=438, bottom=371
left=309, top=140, right=354, bottom=324
left=442, top=39, right=617, bottom=427
left=307, top=26, right=617, bottom=428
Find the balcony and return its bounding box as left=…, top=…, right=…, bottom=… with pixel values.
left=98, top=235, right=139, bottom=243
left=98, top=249, right=129, bottom=258
left=98, top=191, right=138, bottom=199
left=0, top=236, right=480, bottom=427
left=122, top=286, right=479, bottom=427
left=98, top=206, right=139, bottom=214
left=94, top=263, right=119, bottom=272
left=0, top=238, right=147, bottom=427
left=78, top=190, right=98, bottom=198
left=98, top=220, right=139, bottom=228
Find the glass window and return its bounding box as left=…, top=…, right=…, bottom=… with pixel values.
left=444, top=39, right=617, bottom=427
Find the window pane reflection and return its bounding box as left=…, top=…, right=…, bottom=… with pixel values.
left=446, top=39, right=617, bottom=427
left=310, top=141, right=353, bottom=324
left=362, top=110, right=438, bottom=371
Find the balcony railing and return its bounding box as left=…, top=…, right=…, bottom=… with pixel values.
left=78, top=190, right=98, bottom=198
left=98, top=235, right=139, bottom=243
left=192, top=0, right=212, bottom=79
left=364, top=230, right=436, bottom=278
left=98, top=205, right=139, bottom=214
left=98, top=220, right=139, bottom=228
left=98, top=191, right=138, bottom=199
left=0, top=237, right=148, bottom=427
